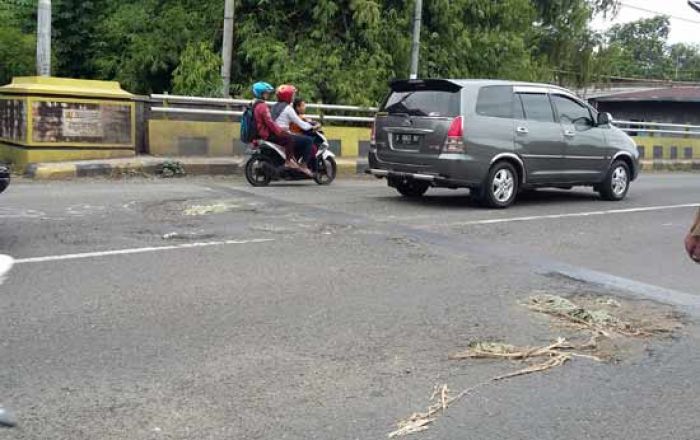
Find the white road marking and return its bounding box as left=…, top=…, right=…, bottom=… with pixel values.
left=13, top=239, right=274, bottom=265
left=0, top=254, right=14, bottom=285
left=443, top=203, right=700, bottom=227
left=0, top=208, right=47, bottom=219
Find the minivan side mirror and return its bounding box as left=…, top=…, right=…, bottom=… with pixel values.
left=597, top=112, right=613, bottom=126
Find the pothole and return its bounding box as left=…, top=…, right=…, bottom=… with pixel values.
left=161, top=231, right=217, bottom=241
left=387, top=236, right=436, bottom=260
left=317, top=223, right=355, bottom=235
left=183, top=200, right=259, bottom=216
left=249, top=224, right=298, bottom=235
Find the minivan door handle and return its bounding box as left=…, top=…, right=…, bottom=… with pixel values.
left=564, top=129, right=576, bottom=137
left=516, top=126, right=529, bottom=135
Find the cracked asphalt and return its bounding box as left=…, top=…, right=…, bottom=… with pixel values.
left=1, top=174, right=699, bottom=439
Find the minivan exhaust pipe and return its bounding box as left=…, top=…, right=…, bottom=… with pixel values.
left=366, top=169, right=436, bottom=182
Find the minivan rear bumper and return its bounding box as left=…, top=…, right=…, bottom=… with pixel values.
left=365, top=168, right=475, bottom=188
left=367, top=148, right=485, bottom=187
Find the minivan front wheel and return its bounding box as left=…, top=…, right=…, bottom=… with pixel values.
left=599, top=160, right=630, bottom=201
left=479, top=162, right=518, bottom=208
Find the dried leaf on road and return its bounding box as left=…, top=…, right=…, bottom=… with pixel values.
left=526, top=294, right=644, bottom=336
left=449, top=338, right=569, bottom=360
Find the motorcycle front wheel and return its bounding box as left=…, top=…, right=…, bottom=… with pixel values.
left=245, top=155, right=273, bottom=187
left=314, top=156, right=337, bottom=185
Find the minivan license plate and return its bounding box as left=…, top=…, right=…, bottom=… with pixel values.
left=394, top=134, right=422, bottom=147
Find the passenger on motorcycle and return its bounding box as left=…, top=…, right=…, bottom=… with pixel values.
left=291, top=98, right=325, bottom=148
left=251, top=82, right=313, bottom=177
left=271, top=84, right=315, bottom=175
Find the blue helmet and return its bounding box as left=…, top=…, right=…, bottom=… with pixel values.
left=252, top=82, right=274, bottom=99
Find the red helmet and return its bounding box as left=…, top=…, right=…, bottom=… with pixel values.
left=276, top=84, right=297, bottom=104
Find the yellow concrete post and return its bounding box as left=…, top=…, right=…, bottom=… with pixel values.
left=0, top=77, right=136, bottom=168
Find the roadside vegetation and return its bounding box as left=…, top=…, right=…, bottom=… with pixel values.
left=1, top=1, right=699, bottom=103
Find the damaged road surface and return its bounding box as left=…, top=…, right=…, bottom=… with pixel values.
left=0, top=176, right=699, bottom=439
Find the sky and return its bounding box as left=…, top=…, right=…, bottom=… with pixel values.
left=591, top=0, right=700, bottom=45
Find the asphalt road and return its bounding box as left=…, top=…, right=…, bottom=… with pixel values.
left=1, top=174, right=699, bottom=439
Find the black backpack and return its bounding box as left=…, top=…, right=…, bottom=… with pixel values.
left=240, top=101, right=261, bottom=144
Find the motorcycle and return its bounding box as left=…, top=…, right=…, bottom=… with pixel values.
left=244, top=130, right=337, bottom=187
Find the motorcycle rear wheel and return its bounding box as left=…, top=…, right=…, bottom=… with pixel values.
left=245, top=156, right=273, bottom=187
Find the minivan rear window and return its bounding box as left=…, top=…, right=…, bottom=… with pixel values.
left=382, top=90, right=460, bottom=117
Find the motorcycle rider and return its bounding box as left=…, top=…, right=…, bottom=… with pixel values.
left=251, top=82, right=312, bottom=176
left=271, top=84, right=315, bottom=175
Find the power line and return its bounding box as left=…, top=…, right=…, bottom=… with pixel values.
left=618, top=2, right=700, bottom=25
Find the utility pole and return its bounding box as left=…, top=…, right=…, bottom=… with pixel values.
left=36, top=0, right=51, bottom=76
left=221, top=0, right=235, bottom=97
left=409, top=0, right=422, bottom=80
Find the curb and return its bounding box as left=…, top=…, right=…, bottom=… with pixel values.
left=640, top=160, right=700, bottom=172
left=22, top=157, right=699, bottom=180
left=25, top=163, right=77, bottom=180
left=24, top=157, right=368, bottom=180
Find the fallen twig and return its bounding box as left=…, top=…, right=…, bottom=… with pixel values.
left=390, top=338, right=599, bottom=438
left=493, top=353, right=571, bottom=381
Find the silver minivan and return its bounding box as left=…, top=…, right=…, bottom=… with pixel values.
left=367, top=79, right=640, bottom=208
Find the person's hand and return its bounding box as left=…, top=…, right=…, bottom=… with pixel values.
left=685, top=232, right=700, bottom=263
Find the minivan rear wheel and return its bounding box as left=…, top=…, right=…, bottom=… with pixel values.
left=479, top=162, right=518, bottom=208
left=391, top=178, right=430, bottom=198
left=599, top=160, right=630, bottom=201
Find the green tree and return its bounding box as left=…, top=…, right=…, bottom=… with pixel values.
left=420, top=0, right=543, bottom=81
left=668, top=43, right=700, bottom=81
left=92, top=0, right=221, bottom=94
left=0, top=25, right=35, bottom=85
left=2, top=0, right=650, bottom=102
left=172, top=42, right=223, bottom=96
left=605, top=15, right=671, bottom=78
left=531, top=0, right=619, bottom=86
left=52, top=0, right=112, bottom=78
left=0, top=1, right=36, bottom=85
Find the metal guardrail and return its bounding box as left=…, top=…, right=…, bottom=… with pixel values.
left=151, top=107, right=241, bottom=116
left=614, top=120, right=700, bottom=137
left=149, top=95, right=700, bottom=134
left=149, top=106, right=376, bottom=123
left=150, top=94, right=378, bottom=123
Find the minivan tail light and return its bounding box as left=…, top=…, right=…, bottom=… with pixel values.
left=444, top=116, right=465, bottom=153
left=371, top=122, right=377, bottom=144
